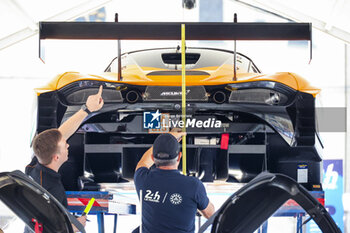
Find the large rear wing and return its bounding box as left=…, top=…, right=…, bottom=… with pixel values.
left=39, top=22, right=311, bottom=40
left=39, top=21, right=312, bottom=79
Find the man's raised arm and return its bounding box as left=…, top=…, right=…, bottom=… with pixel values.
left=58, top=85, right=104, bottom=140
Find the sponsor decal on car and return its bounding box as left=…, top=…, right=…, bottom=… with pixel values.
left=144, top=110, right=222, bottom=133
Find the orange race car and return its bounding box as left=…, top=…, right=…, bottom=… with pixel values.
left=34, top=22, right=322, bottom=192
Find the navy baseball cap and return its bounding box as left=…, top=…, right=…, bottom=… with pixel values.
left=153, top=133, right=180, bottom=160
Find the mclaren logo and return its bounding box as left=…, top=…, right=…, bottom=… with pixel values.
left=160, top=90, right=190, bottom=96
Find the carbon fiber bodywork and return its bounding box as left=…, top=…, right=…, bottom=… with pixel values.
left=36, top=79, right=322, bottom=192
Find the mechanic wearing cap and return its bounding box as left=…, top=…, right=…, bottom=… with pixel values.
left=134, top=130, right=215, bottom=233
left=24, top=86, right=104, bottom=233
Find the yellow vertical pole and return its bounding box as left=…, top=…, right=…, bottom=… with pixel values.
left=181, top=24, right=187, bottom=176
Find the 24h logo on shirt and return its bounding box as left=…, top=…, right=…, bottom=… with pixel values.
left=144, top=190, right=161, bottom=203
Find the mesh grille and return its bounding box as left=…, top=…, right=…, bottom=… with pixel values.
left=66, top=88, right=123, bottom=104
left=229, top=89, right=288, bottom=105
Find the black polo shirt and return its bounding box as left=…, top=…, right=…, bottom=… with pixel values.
left=27, top=161, right=68, bottom=207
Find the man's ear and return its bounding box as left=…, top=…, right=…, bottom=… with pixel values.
left=52, top=153, right=60, bottom=162
left=177, top=152, right=182, bottom=162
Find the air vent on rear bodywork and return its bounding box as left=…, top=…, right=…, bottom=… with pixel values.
left=37, top=92, right=59, bottom=133
left=229, top=88, right=288, bottom=105
left=58, top=81, right=124, bottom=105
left=227, top=81, right=296, bottom=106
left=66, top=88, right=123, bottom=105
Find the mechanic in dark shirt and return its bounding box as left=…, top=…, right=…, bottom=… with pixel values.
left=25, top=85, right=104, bottom=232
left=29, top=161, right=68, bottom=207
left=134, top=130, right=215, bottom=233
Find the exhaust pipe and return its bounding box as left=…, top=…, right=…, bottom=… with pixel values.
left=213, top=91, right=226, bottom=104
left=125, top=90, right=140, bottom=103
